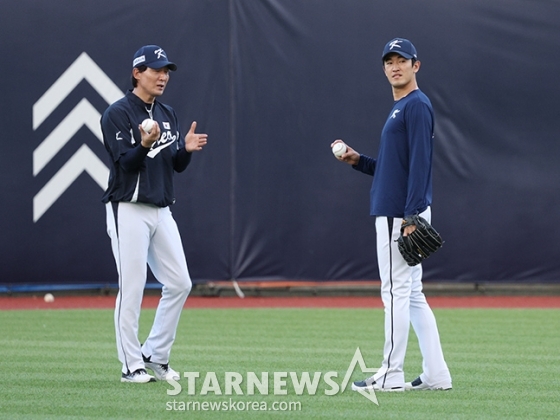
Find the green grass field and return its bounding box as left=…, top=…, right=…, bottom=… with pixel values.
left=1, top=307, right=559, bottom=419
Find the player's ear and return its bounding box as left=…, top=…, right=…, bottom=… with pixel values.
left=413, top=59, right=421, bottom=72
left=131, top=68, right=140, bottom=88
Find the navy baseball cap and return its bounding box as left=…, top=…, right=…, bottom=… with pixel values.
left=132, top=45, right=177, bottom=71
left=382, top=38, right=418, bottom=61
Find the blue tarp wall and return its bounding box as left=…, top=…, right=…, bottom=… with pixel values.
left=1, top=0, right=559, bottom=290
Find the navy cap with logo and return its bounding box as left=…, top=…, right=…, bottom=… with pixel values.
left=132, top=45, right=177, bottom=71
left=382, top=38, right=418, bottom=61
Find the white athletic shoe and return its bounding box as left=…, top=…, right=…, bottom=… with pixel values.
left=405, top=377, right=452, bottom=391
left=352, top=377, right=404, bottom=392
left=121, top=368, right=156, bottom=383
left=143, top=357, right=180, bottom=381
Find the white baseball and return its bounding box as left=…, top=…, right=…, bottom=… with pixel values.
left=332, top=142, right=347, bottom=157
left=141, top=119, right=155, bottom=134
left=44, top=293, right=55, bottom=303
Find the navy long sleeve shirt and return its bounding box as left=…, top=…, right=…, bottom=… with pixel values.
left=353, top=89, right=434, bottom=218
left=101, top=91, right=191, bottom=207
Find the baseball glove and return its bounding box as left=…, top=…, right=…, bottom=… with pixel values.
left=396, top=215, right=443, bottom=266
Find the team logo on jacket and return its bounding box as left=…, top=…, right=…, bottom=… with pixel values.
left=391, top=109, right=400, bottom=119
left=147, top=130, right=178, bottom=158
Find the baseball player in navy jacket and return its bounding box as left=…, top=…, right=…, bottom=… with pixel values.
left=101, top=45, right=207, bottom=383
left=333, top=38, right=452, bottom=392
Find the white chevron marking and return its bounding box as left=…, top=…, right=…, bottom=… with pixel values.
left=33, top=99, right=103, bottom=176
left=33, top=145, right=109, bottom=222
left=33, top=52, right=123, bottom=130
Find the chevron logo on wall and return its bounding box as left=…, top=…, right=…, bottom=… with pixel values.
left=32, top=52, right=123, bottom=222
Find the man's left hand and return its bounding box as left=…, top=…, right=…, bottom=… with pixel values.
left=185, top=121, right=208, bottom=152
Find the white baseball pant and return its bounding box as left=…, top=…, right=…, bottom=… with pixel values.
left=372, top=207, right=452, bottom=389
left=105, top=202, right=192, bottom=374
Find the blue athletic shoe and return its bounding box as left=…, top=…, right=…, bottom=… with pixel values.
left=404, top=377, right=452, bottom=390
left=352, top=377, right=404, bottom=392
left=143, top=354, right=180, bottom=381
left=121, top=368, right=155, bottom=383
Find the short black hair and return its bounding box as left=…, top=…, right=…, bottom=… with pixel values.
left=131, top=65, right=148, bottom=88
left=382, top=55, right=417, bottom=66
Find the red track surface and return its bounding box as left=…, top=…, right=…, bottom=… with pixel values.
left=1, top=295, right=559, bottom=310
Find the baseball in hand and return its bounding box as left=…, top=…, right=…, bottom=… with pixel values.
left=332, top=142, right=347, bottom=157
left=44, top=293, right=55, bottom=303
left=141, top=119, right=155, bottom=134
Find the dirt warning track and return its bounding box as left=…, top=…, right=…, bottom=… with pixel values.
left=1, top=295, right=559, bottom=311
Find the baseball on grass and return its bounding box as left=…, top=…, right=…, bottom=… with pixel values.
left=332, top=142, right=347, bottom=157
left=44, top=293, right=55, bottom=303
left=141, top=118, right=155, bottom=134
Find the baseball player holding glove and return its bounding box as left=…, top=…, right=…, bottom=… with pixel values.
left=101, top=45, right=207, bottom=383
left=332, top=38, right=451, bottom=392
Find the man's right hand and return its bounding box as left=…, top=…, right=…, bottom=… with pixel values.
left=331, top=140, right=360, bottom=165
left=140, top=122, right=161, bottom=148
